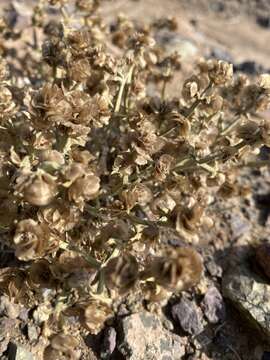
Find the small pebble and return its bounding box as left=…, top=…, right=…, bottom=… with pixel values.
left=171, top=297, right=204, bottom=335
left=201, top=286, right=226, bottom=324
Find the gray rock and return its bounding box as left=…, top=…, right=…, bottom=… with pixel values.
left=118, top=312, right=185, bottom=360
left=27, top=325, right=39, bottom=342
left=155, top=30, right=198, bottom=60
left=8, top=343, right=34, bottom=360
left=209, top=48, right=233, bottom=63
left=100, top=327, right=117, bottom=359
left=171, top=298, right=204, bottom=335
left=230, top=213, right=251, bottom=240
left=18, top=308, right=29, bottom=323
left=222, top=262, right=270, bottom=337
left=205, top=260, right=223, bottom=278
left=201, top=286, right=226, bottom=324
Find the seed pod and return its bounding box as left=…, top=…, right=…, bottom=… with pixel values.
left=176, top=204, right=204, bottom=233
left=39, top=149, right=65, bottom=171
left=67, top=29, right=92, bottom=54
left=122, top=183, right=152, bottom=210
left=80, top=299, right=112, bottom=334
left=240, top=84, right=270, bottom=113
left=149, top=247, right=203, bottom=292
left=28, top=259, right=55, bottom=288
left=23, top=172, right=58, bottom=206
left=72, top=149, right=94, bottom=165
left=63, top=162, right=86, bottom=184
left=0, top=268, right=31, bottom=305
left=13, top=219, right=49, bottom=261
left=258, top=74, right=270, bottom=90
left=0, top=57, right=9, bottom=82
left=142, top=281, right=169, bottom=302
left=67, top=58, right=91, bottom=82
left=200, top=95, right=223, bottom=115
left=76, top=0, right=98, bottom=13
left=44, top=333, right=79, bottom=360
left=68, top=174, right=100, bottom=206
left=217, top=181, right=237, bottom=198
left=237, top=121, right=259, bottom=142
left=0, top=85, right=15, bottom=121
left=206, top=173, right=226, bottom=187
left=207, top=60, right=233, bottom=85
left=104, top=254, right=139, bottom=294
left=155, top=154, right=175, bottom=181
left=37, top=201, right=80, bottom=233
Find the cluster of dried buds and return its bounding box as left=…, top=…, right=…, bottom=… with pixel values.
left=0, top=0, right=269, bottom=351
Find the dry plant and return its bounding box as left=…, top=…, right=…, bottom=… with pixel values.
left=0, top=0, right=269, bottom=355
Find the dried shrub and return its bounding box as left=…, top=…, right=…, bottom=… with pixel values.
left=0, top=0, right=269, bottom=350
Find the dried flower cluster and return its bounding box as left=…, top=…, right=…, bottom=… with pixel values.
left=0, top=0, right=269, bottom=354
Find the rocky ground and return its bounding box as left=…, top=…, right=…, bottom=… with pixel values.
left=0, top=0, right=270, bottom=359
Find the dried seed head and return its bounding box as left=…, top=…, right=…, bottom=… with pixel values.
left=31, top=83, right=72, bottom=126
left=22, top=172, right=58, bottom=206
left=240, top=84, right=269, bottom=113
left=67, top=58, right=91, bottom=82
left=51, top=333, right=79, bottom=350
left=258, top=74, right=270, bottom=90
left=39, top=149, right=65, bottom=171
left=53, top=250, right=93, bottom=277
left=72, top=149, right=94, bottom=165
left=122, top=183, right=153, bottom=210
left=67, top=29, right=92, bottom=54
left=150, top=247, right=203, bottom=291
left=142, top=281, right=169, bottom=302
left=0, top=57, right=9, bottom=81
left=0, top=268, right=31, bottom=305
left=28, top=259, right=55, bottom=288
left=44, top=333, right=79, bottom=360
left=80, top=299, right=112, bottom=334
left=76, top=0, right=98, bottom=12
left=207, top=60, right=233, bottom=85
left=68, top=174, right=100, bottom=207
left=176, top=204, right=204, bottom=233
left=217, top=180, right=237, bottom=198
left=182, top=75, right=205, bottom=102
left=152, top=16, right=178, bottom=31
left=37, top=202, right=80, bottom=233
left=0, top=86, right=15, bottom=121
left=94, top=220, right=132, bottom=250
left=104, top=254, right=139, bottom=294
left=13, top=219, right=49, bottom=261
left=200, top=95, right=223, bottom=115
left=63, top=162, right=86, bottom=183
left=206, top=173, right=226, bottom=187
left=155, top=154, right=175, bottom=181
